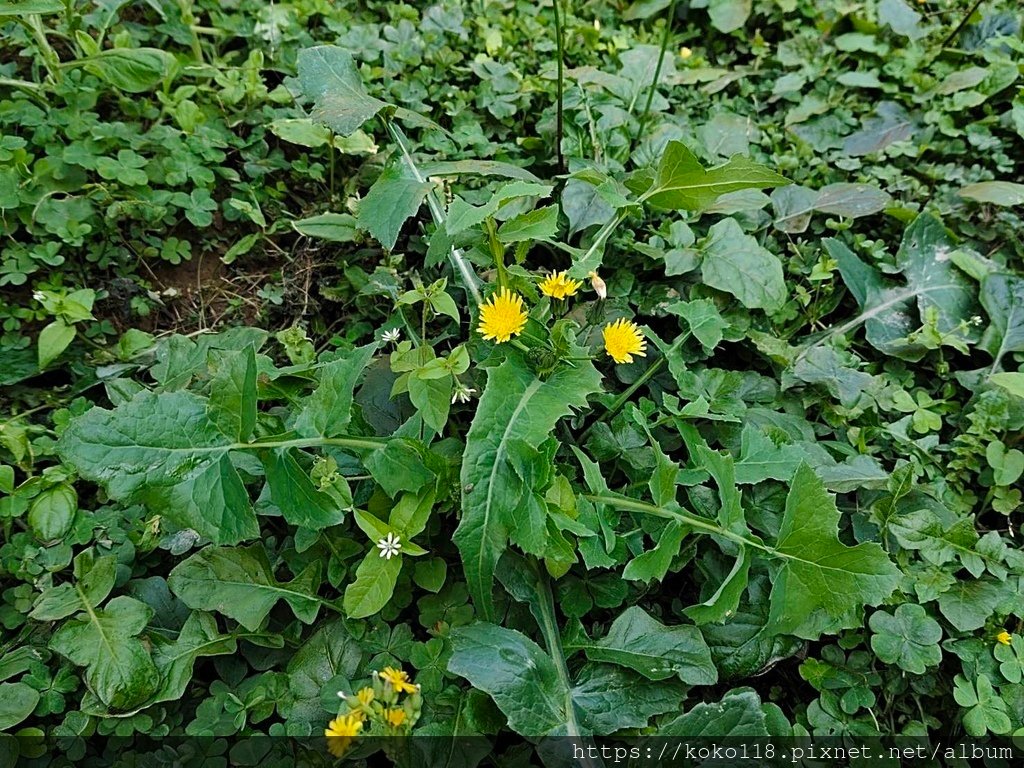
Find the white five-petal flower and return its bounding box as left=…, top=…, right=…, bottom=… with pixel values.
left=376, top=532, right=402, bottom=560
left=382, top=328, right=402, bottom=344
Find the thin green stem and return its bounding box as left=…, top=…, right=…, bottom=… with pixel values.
left=383, top=118, right=483, bottom=307
left=484, top=217, right=509, bottom=288
left=583, top=493, right=762, bottom=552
left=238, top=436, right=386, bottom=452
left=579, top=329, right=690, bottom=442
left=636, top=0, right=677, bottom=137
left=573, top=209, right=628, bottom=276
left=327, top=134, right=336, bottom=199
left=939, top=0, right=984, bottom=49
left=0, top=77, right=43, bottom=93
left=551, top=0, right=566, bottom=174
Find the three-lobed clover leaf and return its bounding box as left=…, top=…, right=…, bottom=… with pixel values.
left=868, top=604, right=942, bottom=674
left=953, top=674, right=1012, bottom=737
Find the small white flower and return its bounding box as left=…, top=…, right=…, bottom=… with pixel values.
left=451, top=383, right=476, bottom=404
left=382, top=328, right=402, bottom=344
left=32, top=291, right=46, bottom=302
left=376, top=532, right=402, bottom=560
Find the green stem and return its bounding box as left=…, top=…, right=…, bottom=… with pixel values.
left=573, top=209, right=628, bottom=275
left=579, top=329, right=690, bottom=442
left=327, top=134, right=336, bottom=199
left=236, top=436, right=386, bottom=452
left=551, top=0, right=566, bottom=174
left=532, top=560, right=600, bottom=768
left=176, top=0, right=205, bottom=63
left=584, top=492, right=763, bottom=553
left=383, top=118, right=483, bottom=307
left=0, top=77, right=43, bottom=93
left=939, top=0, right=984, bottom=49
left=636, top=0, right=678, bottom=141
left=22, top=15, right=62, bottom=85
left=484, top=217, right=509, bottom=288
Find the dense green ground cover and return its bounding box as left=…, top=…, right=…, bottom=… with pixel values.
left=2, top=0, right=1024, bottom=764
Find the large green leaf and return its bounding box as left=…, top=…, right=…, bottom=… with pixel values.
left=82, top=48, right=176, bottom=93
left=895, top=214, right=976, bottom=341
left=567, top=606, right=717, bottom=684
left=448, top=622, right=571, bottom=737
left=0, top=683, right=40, bottom=730
left=342, top=552, right=402, bottom=619
left=454, top=353, right=602, bottom=620
left=960, top=181, right=1024, bottom=206
left=572, top=664, right=687, bottom=735
left=297, top=46, right=389, bottom=136
left=57, top=390, right=258, bottom=545
left=356, top=165, right=435, bottom=251
left=0, top=1, right=64, bottom=15
left=660, top=688, right=770, bottom=736
left=50, top=596, right=160, bottom=711
left=766, top=465, right=900, bottom=639
left=260, top=448, right=345, bottom=529
left=642, top=141, right=788, bottom=211
left=293, top=344, right=376, bottom=438
left=700, top=218, right=787, bottom=312
left=818, top=215, right=976, bottom=360
left=980, top=272, right=1024, bottom=372
left=207, top=345, right=257, bottom=442
left=285, top=619, right=364, bottom=727
left=168, top=544, right=324, bottom=631
left=147, top=612, right=237, bottom=710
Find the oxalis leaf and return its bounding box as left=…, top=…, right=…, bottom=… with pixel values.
left=766, top=465, right=900, bottom=639
left=57, top=390, right=258, bottom=545
left=454, top=352, right=602, bottom=621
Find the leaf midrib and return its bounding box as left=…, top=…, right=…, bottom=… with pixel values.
left=473, top=376, right=544, bottom=613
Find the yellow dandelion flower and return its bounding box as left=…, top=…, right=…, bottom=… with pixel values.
left=997, top=630, right=1012, bottom=646
left=602, top=319, right=647, bottom=364
left=379, top=666, right=418, bottom=694
left=325, top=713, right=362, bottom=757
left=477, top=287, right=528, bottom=343
left=385, top=708, right=407, bottom=728
left=538, top=271, right=582, bottom=300
left=588, top=270, right=607, bottom=299
left=680, top=46, right=693, bottom=59
left=356, top=687, right=374, bottom=707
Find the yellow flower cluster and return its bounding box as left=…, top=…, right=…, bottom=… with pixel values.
left=475, top=273, right=646, bottom=365
left=325, top=666, right=422, bottom=758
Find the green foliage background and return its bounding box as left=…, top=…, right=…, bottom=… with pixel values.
left=2, top=0, right=1024, bottom=764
